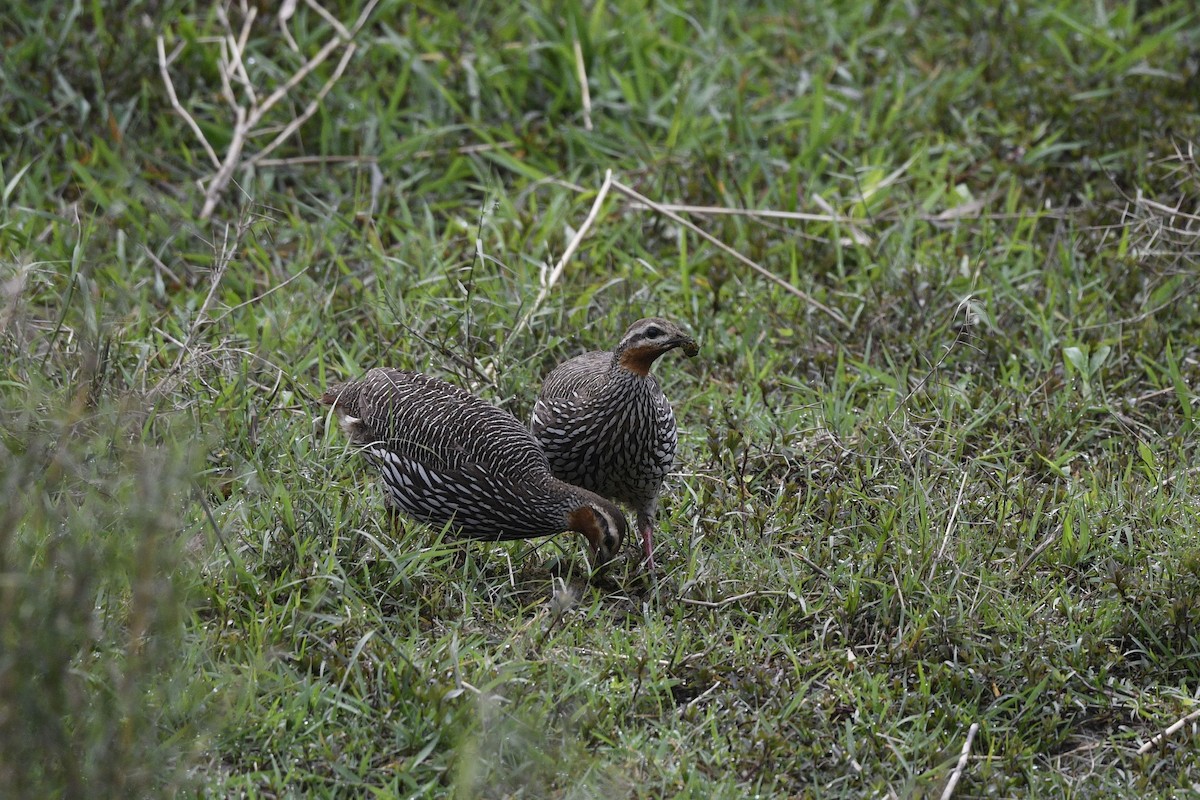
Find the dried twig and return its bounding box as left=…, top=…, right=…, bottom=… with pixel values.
left=547, top=169, right=613, bottom=294
left=682, top=681, right=722, bottom=713
left=1137, top=194, right=1200, bottom=224
left=253, top=142, right=517, bottom=168
left=611, top=180, right=850, bottom=328
left=940, top=722, right=979, bottom=800
left=247, top=35, right=344, bottom=131
left=140, top=243, right=185, bottom=289
left=160, top=0, right=380, bottom=220
left=304, top=0, right=350, bottom=39
left=278, top=0, right=300, bottom=52
left=254, top=154, right=379, bottom=167
left=171, top=221, right=238, bottom=370
left=218, top=4, right=258, bottom=104
left=209, top=265, right=312, bottom=325
left=200, top=105, right=250, bottom=221
left=156, top=37, right=220, bottom=169
left=248, top=42, right=358, bottom=166
left=626, top=199, right=1045, bottom=226
left=1137, top=706, right=1200, bottom=755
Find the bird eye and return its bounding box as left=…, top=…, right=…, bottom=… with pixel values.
left=645, top=326, right=663, bottom=338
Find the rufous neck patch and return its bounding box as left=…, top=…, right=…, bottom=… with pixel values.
left=618, top=345, right=662, bottom=376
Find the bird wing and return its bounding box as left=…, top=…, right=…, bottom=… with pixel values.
left=326, top=368, right=549, bottom=476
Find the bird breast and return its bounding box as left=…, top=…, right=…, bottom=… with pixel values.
left=534, top=372, right=677, bottom=506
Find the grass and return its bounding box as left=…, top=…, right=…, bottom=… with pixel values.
left=2, top=0, right=1200, bottom=796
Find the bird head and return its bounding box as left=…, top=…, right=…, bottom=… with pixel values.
left=567, top=498, right=627, bottom=567
left=615, top=317, right=699, bottom=376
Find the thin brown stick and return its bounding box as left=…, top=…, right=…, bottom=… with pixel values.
left=249, top=0, right=378, bottom=139
left=1014, top=527, right=1061, bottom=578
left=140, top=243, right=185, bottom=288
left=220, top=4, right=259, bottom=104
left=1137, top=195, right=1200, bottom=223
left=940, top=722, right=979, bottom=800
left=172, top=223, right=235, bottom=369
left=215, top=33, right=241, bottom=110
left=254, top=154, right=379, bottom=166
left=278, top=0, right=300, bottom=52
left=253, top=142, right=517, bottom=167
left=1137, top=706, right=1200, bottom=755
left=248, top=35, right=344, bottom=131
left=625, top=200, right=1051, bottom=225
left=777, top=546, right=832, bottom=580
left=173, top=0, right=380, bottom=220
left=548, top=168, right=613, bottom=289
left=199, top=105, right=249, bottom=220
left=611, top=180, right=850, bottom=328
left=682, top=681, right=722, bottom=712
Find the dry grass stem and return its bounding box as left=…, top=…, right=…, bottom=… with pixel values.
left=573, top=37, right=593, bottom=131
left=611, top=179, right=851, bottom=328
left=940, top=722, right=980, bottom=800
left=1137, top=706, right=1200, bottom=755
left=929, top=470, right=970, bottom=580
left=511, top=169, right=614, bottom=340
left=624, top=202, right=861, bottom=224
left=678, top=590, right=800, bottom=609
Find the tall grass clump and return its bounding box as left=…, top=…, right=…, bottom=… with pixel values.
left=0, top=371, right=203, bottom=796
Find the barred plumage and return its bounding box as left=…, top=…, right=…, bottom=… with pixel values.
left=322, top=368, right=626, bottom=565
left=531, top=318, right=698, bottom=569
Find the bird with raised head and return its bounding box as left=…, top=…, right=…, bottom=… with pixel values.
left=322, top=368, right=626, bottom=567
left=531, top=317, right=698, bottom=570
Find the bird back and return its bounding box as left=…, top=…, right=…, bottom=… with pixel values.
left=537, top=350, right=614, bottom=399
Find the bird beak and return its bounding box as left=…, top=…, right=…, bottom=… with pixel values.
left=676, top=337, right=699, bottom=357
left=592, top=547, right=615, bottom=572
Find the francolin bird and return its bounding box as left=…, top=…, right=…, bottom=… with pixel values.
left=531, top=317, right=697, bottom=570
left=323, top=368, right=626, bottom=567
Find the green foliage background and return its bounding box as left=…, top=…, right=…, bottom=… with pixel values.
left=2, top=0, right=1199, bottom=796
